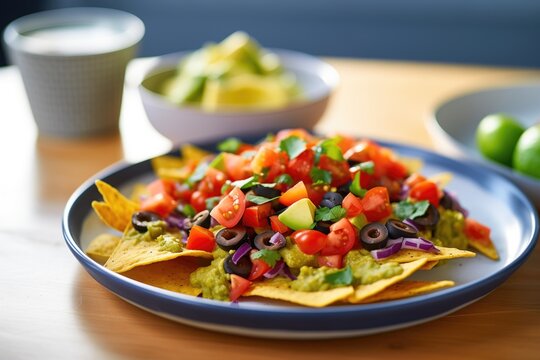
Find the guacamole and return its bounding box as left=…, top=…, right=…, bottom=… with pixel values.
left=290, top=250, right=403, bottom=292
left=123, top=221, right=167, bottom=243
left=432, top=209, right=468, bottom=250
left=190, top=249, right=230, bottom=301
left=279, top=239, right=317, bottom=268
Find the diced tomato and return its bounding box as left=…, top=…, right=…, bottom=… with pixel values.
left=305, top=184, right=326, bottom=206
left=197, top=168, right=228, bottom=197
left=242, top=203, right=272, bottom=228
left=342, top=193, right=363, bottom=217
left=269, top=215, right=290, bottom=233
left=464, top=218, right=492, bottom=246
left=146, top=179, right=177, bottom=198
left=318, top=154, right=351, bottom=187
left=386, top=160, right=408, bottom=180
left=361, top=186, right=392, bottom=222
left=175, top=183, right=194, bottom=203
left=279, top=181, right=309, bottom=206
left=275, top=128, right=314, bottom=143
left=409, top=180, right=440, bottom=207
left=317, top=254, right=343, bottom=268
left=291, top=230, right=327, bottom=255
left=404, top=173, right=426, bottom=189
left=251, top=145, right=278, bottom=175
left=320, top=218, right=357, bottom=256
left=248, top=256, right=271, bottom=280
left=210, top=187, right=246, bottom=227
left=286, top=149, right=314, bottom=184
left=140, top=192, right=177, bottom=217
left=229, top=274, right=252, bottom=302
left=335, top=134, right=356, bottom=154
left=190, top=190, right=209, bottom=213
left=186, top=225, right=215, bottom=252
left=223, top=153, right=252, bottom=181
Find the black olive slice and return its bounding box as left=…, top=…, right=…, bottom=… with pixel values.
left=253, top=230, right=285, bottom=251
left=439, top=191, right=454, bottom=210
left=314, top=221, right=332, bottom=234
left=191, top=210, right=211, bottom=229
left=336, top=181, right=352, bottom=197
left=360, top=223, right=389, bottom=250
left=385, top=219, right=418, bottom=239
left=223, top=254, right=252, bottom=278
left=413, top=204, right=440, bottom=227
left=215, top=226, right=248, bottom=251
left=131, top=211, right=162, bottom=233
left=320, top=192, right=344, bottom=209
left=252, top=184, right=281, bottom=199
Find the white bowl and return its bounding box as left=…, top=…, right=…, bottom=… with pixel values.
left=427, top=82, right=540, bottom=208
left=137, top=49, right=339, bottom=145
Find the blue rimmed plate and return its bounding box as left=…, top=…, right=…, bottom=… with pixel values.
left=62, top=139, right=538, bottom=339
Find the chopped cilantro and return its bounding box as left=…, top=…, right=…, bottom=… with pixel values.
left=251, top=249, right=282, bottom=267
left=358, top=161, right=375, bottom=174
left=180, top=204, right=196, bottom=218
left=186, top=161, right=209, bottom=186
left=274, top=173, right=293, bottom=186
left=310, top=167, right=332, bottom=185
left=231, top=176, right=259, bottom=190
left=313, top=138, right=344, bottom=163
left=324, top=266, right=353, bottom=285
left=279, top=136, right=306, bottom=159
left=205, top=196, right=221, bottom=210
left=217, top=137, right=242, bottom=153
left=349, top=172, right=367, bottom=197
left=393, top=200, right=430, bottom=220
left=246, top=194, right=279, bottom=205
left=315, top=205, right=347, bottom=222
left=208, top=153, right=225, bottom=170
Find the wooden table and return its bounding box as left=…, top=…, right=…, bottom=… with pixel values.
left=1, top=58, right=539, bottom=359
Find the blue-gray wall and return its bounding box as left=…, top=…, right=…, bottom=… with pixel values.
left=4, top=0, right=540, bottom=67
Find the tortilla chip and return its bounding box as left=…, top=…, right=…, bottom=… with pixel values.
left=348, top=258, right=428, bottom=303
left=468, top=238, right=499, bottom=260
left=244, top=278, right=354, bottom=307
left=123, top=257, right=207, bottom=296
left=92, top=201, right=128, bottom=232
left=181, top=144, right=211, bottom=162
left=357, top=280, right=455, bottom=304
left=420, top=261, right=439, bottom=270
left=129, top=183, right=149, bottom=202
left=85, top=233, right=121, bottom=264
left=93, top=180, right=139, bottom=231
left=104, top=234, right=213, bottom=273
left=380, top=246, right=476, bottom=264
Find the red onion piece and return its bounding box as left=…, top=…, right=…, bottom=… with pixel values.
left=401, top=237, right=440, bottom=253
left=263, top=260, right=285, bottom=278
left=403, top=218, right=419, bottom=232
left=269, top=232, right=286, bottom=247
left=282, top=264, right=297, bottom=280
left=386, top=237, right=403, bottom=247
left=370, top=241, right=402, bottom=260
left=165, top=213, right=186, bottom=229
left=232, top=242, right=252, bottom=264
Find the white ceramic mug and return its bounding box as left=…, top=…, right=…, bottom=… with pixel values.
left=3, top=7, right=145, bottom=137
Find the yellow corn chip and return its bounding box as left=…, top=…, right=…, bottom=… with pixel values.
left=244, top=278, right=354, bottom=307
left=104, top=233, right=213, bottom=273
left=420, top=260, right=439, bottom=270
left=92, top=201, right=128, bottom=232
left=358, top=280, right=455, bottom=304
left=93, top=180, right=139, bottom=232
left=129, top=183, right=149, bottom=202
left=181, top=144, right=211, bottom=162
left=468, top=238, right=499, bottom=260
left=348, top=258, right=428, bottom=303
left=123, top=257, right=206, bottom=296
left=85, top=233, right=121, bottom=264
left=380, top=246, right=476, bottom=264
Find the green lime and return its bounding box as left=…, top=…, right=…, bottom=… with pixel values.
left=513, top=124, right=540, bottom=179
left=476, top=113, right=525, bottom=166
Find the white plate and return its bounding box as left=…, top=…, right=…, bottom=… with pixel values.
left=427, top=82, right=540, bottom=208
